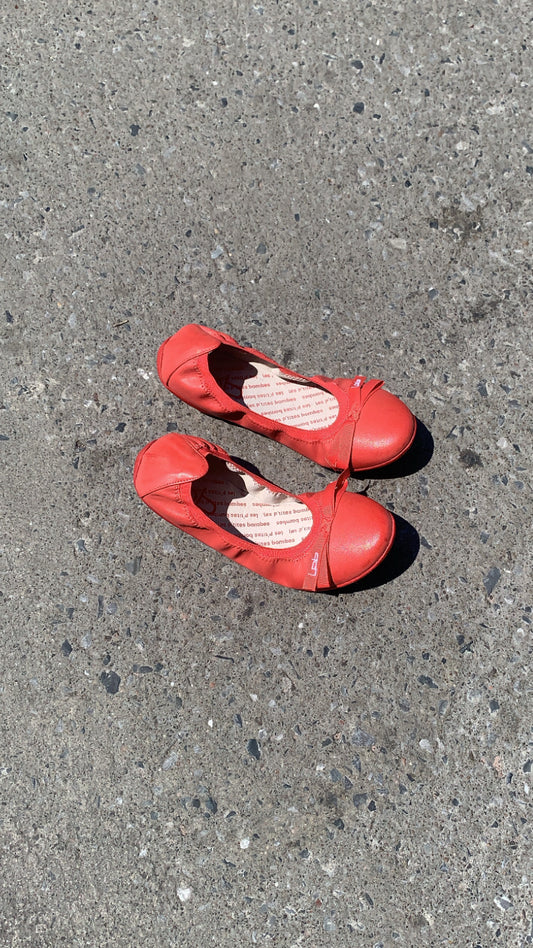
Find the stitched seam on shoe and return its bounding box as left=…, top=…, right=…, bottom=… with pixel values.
left=190, top=506, right=319, bottom=560
left=176, top=484, right=202, bottom=526
left=203, top=521, right=317, bottom=560
left=195, top=363, right=240, bottom=415
left=141, top=482, right=200, bottom=522
left=164, top=341, right=215, bottom=387
left=246, top=537, right=316, bottom=562
left=234, top=416, right=339, bottom=443
left=241, top=410, right=347, bottom=444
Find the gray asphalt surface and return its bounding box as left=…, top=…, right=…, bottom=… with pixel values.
left=1, top=2, right=532, bottom=945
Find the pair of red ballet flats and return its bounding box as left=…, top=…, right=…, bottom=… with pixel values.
left=133, top=324, right=417, bottom=592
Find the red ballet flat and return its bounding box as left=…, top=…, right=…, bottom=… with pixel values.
left=133, top=433, right=395, bottom=591
left=157, top=324, right=416, bottom=472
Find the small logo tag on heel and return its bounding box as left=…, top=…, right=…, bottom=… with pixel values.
left=309, top=552, right=319, bottom=577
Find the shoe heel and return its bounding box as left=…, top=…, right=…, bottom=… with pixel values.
left=133, top=439, right=159, bottom=489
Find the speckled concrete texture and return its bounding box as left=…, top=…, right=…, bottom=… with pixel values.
left=1, top=1, right=532, bottom=945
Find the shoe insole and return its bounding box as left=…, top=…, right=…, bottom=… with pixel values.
left=209, top=347, right=339, bottom=430
left=192, top=458, right=313, bottom=549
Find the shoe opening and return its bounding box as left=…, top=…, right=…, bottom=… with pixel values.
left=209, top=346, right=339, bottom=431
left=191, top=456, right=313, bottom=548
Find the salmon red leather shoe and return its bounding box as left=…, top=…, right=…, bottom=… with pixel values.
left=157, top=324, right=416, bottom=472
left=133, top=433, right=395, bottom=591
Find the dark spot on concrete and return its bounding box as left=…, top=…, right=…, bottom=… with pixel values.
left=353, top=102, right=365, bottom=113
left=100, top=670, right=121, bottom=695
left=126, top=556, right=142, bottom=575
left=130, top=124, right=140, bottom=136
left=61, top=640, right=72, bottom=656
left=458, top=448, right=483, bottom=468
left=351, top=728, right=374, bottom=747
left=439, top=205, right=482, bottom=241
left=205, top=796, right=218, bottom=814
left=462, top=297, right=502, bottom=329
left=483, top=567, right=501, bottom=595
left=247, top=738, right=261, bottom=759
left=418, top=675, right=438, bottom=689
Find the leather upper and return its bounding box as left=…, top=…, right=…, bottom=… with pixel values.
left=157, top=325, right=416, bottom=472
left=134, top=434, right=209, bottom=497
left=133, top=433, right=396, bottom=591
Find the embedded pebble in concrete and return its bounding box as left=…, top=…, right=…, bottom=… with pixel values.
left=2, top=1, right=531, bottom=945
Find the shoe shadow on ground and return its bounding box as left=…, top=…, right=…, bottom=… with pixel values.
left=327, top=513, right=420, bottom=595
left=352, top=417, right=433, bottom=480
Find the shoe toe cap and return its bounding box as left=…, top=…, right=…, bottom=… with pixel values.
left=351, top=390, right=416, bottom=470
left=325, top=492, right=395, bottom=588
